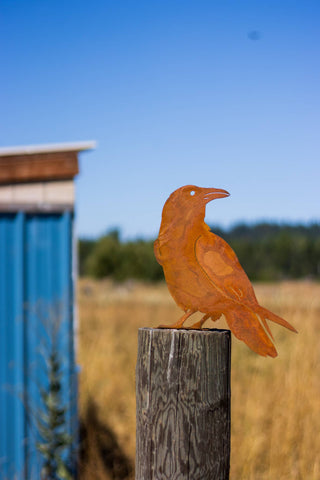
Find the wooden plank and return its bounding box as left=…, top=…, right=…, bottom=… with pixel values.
left=136, top=328, right=231, bottom=480
left=0, top=152, right=78, bottom=184
left=0, top=180, right=75, bottom=205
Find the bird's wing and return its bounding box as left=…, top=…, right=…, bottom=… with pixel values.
left=154, top=239, right=163, bottom=265
left=195, top=233, right=257, bottom=304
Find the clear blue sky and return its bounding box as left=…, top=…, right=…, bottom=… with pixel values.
left=1, top=0, right=319, bottom=239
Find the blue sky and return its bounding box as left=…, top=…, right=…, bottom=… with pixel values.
left=1, top=0, right=319, bottom=238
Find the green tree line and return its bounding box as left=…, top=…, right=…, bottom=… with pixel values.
left=78, top=223, right=320, bottom=282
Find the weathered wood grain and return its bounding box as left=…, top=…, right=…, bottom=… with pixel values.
left=136, top=328, right=231, bottom=480
left=0, top=152, right=78, bottom=184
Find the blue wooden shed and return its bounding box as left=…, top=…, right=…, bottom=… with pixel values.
left=0, top=141, right=95, bottom=478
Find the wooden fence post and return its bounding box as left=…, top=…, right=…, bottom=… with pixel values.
left=136, top=327, right=231, bottom=480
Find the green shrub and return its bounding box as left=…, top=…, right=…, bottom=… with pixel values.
left=78, top=223, right=320, bottom=282
left=83, top=230, right=163, bottom=282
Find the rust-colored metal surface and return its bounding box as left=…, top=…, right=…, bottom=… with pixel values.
left=154, top=185, right=297, bottom=357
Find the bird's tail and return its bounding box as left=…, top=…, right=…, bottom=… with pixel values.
left=224, top=305, right=278, bottom=357
left=256, top=305, right=298, bottom=333
left=224, top=304, right=297, bottom=358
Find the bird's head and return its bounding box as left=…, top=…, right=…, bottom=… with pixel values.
left=162, top=185, right=230, bottom=225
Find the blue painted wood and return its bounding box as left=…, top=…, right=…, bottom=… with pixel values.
left=0, top=212, right=77, bottom=479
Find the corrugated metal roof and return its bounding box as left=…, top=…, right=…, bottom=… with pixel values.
left=0, top=140, right=96, bottom=157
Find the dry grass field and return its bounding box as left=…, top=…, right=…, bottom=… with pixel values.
left=77, top=279, right=320, bottom=480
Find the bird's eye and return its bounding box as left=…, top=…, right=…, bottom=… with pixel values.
left=190, top=190, right=195, bottom=196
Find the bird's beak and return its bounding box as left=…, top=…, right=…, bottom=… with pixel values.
left=203, top=187, right=230, bottom=203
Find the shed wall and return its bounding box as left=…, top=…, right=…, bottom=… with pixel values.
left=0, top=211, right=77, bottom=479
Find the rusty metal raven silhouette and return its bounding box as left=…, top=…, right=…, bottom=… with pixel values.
left=154, top=185, right=297, bottom=357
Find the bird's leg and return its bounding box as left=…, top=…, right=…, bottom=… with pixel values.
left=158, top=310, right=196, bottom=329
left=187, top=313, right=211, bottom=329
left=188, top=312, right=221, bottom=329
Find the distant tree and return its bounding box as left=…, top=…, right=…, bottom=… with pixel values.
left=78, top=239, right=95, bottom=276
left=85, top=229, right=122, bottom=279
left=117, top=240, right=163, bottom=282
left=78, top=223, right=320, bottom=282
left=82, top=230, right=163, bottom=282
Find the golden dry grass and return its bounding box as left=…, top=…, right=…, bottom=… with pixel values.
left=77, top=279, right=320, bottom=479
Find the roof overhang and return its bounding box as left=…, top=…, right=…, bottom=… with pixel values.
left=0, top=140, right=96, bottom=157
left=0, top=140, right=96, bottom=184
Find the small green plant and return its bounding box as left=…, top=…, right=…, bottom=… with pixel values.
left=29, top=303, right=76, bottom=480
left=36, top=347, right=73, bottom=480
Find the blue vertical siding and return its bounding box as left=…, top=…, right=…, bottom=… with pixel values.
left=0, top=212, right=77, bottom=479
left=0, top=214, right=26, bottom=479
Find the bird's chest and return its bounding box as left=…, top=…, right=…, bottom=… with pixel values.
left=159, top=233, right=197, bottom=273
left=158, top=231, right=210, bottom=297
